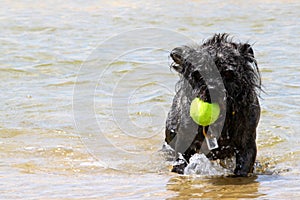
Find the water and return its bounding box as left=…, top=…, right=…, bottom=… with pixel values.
left=1, top=0, right=300, bottom=199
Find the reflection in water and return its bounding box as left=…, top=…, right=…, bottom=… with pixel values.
left=167, top=175, right=265, bottom=199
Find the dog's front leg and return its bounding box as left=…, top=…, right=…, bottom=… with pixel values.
left=234, top=138, right=257, bottom=176
left=171, top=120, right=198, bottom=174
left=234, top=101, right=260, bottom=176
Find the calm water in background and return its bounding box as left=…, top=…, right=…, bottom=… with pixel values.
left=1, top=0, right=300, bottom=199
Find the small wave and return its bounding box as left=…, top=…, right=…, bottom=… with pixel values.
left=80, top=161, right=107, bottom=168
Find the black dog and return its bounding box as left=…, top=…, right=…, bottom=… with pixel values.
left=165, top=33, right=261, bottom=176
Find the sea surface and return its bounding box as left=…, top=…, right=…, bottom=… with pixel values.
left=1, top=0, right=300, bottom=199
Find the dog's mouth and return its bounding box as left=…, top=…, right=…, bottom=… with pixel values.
left=170, top=48, right=185, bottom=73
left=171, top=62, right=184, bottom=73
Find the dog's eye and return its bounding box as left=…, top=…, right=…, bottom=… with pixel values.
left=222, top=69, right=234, bottom=80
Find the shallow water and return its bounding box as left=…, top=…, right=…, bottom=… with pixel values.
left=1, top=0, right=300, bottom=199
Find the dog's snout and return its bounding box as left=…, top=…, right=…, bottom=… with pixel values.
left=170, top=48, right=183, bottom=65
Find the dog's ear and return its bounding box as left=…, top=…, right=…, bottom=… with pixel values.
left=239, top=43, right=254, bottom=58
left=239, top=43, right=258, bottom=65
left=170, top=47, right=185, bottom=73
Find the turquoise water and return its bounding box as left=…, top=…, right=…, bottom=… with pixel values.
left=1, top=1, right=300, bottom=199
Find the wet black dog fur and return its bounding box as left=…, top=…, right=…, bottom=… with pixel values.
left=165, top=33, right=262, bottom=176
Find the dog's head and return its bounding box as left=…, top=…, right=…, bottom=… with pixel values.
left=170, top=33, right=261, bottom=103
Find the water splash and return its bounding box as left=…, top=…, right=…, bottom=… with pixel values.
left=184, top=153, right=232, bottom=176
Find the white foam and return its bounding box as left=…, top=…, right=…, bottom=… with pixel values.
left=184, top=153, right=230, bottom=176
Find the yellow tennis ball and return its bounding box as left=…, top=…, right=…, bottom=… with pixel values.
left=190, top=98, right=220, bottom=126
